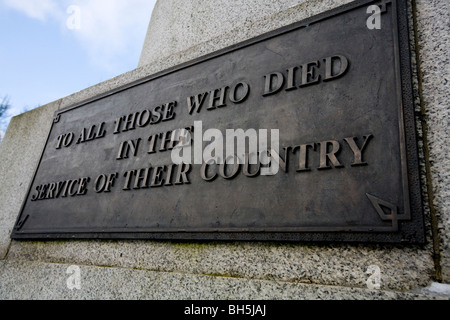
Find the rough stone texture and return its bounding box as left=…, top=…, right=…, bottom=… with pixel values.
left=139, top=0, right=309, bottom=67
left=6, top=241, right=436, bottom=292
left=0, top=100, right=61, bottom=259
left=413, top=0, right=450, bottom=282
left=0, top=0, right=449, bottom=299
left=139, top=0, right=354, bottom=68
left=0, top=260, right=445, bottom=300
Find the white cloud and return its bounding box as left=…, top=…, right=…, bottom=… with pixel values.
left=0, top=0, right=156, bottom=130
left=71, top=0, right=156, bottom=71
left=2, top=0, right=156, bottom=71
left=3, top=0, right=61, bottom=21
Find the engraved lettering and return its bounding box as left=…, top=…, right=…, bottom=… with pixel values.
left=174, top=163, right=191, bottom=185
left=293, top=143, right=316, bottom=172
left=77, top=177, right=90, bottom=195
left=94, top=174, right=107, bottom=193
left=147, top=134, right=158, bottom=154
left=324, top=55, right=349, bottom=81
left=151, top=165, right=165, bottom=187
left=104, top=173, right=117, bottom=192
left=86, top=124, right=97, bottom=140
left=286, top=66, right=298, bottom=91
left=38, top=183, right=48, bottom=199
left=219, top=156, right=240, bottom=179
left=56, top=132, right=74, bottom=149
left=318, top=140, right=344, bottom=169
left=46, top=183, right=56, bottom=199
left=201, top=160, right=218, bottom=182
left=243, top=153, right=260, bottom=177
left=76, top=128, right=87, bottom=144
left=261, top=55, right=349, bottom=95
left=162, top=101, right=177, bottom=121
left=267, top=147, right=290, bottom=173
left=31, top=177, right=91, bottom=201
left=159, top=130, right=173, bottom=152
left=263, top=72, right=284, bottom=96
left=94, top=173, right=117, bottom=193
left=344, top=134, right=373, bottom=166
left=38, top=184, right=48, bottom=200
left=30, top=185, right=41, bottom=201
left=187, top=92, right=208, bottom=114
left=208, top=86, right=228, bottom=110
left=68, top=179, right=79, bottom=197
left=113, top=116, right=124, bottom=134
left=55, top=181, right=66, bottom=198
left=122, top=112, right=139, bottom=132
left=61, top=180, right=71, bottom=197
left=96, top=122, right=106, bottom=139
left=229, top=82, right=250, bottom=103
left=151, top=106, right=163, bottom=124
left=113, top=103, right=176, bottom=134
left=64, top=133, right=74, bottom=147
left=77, top=123, right=106, bottom=144
left=122, top=170, right=136, bottom=191
left=137, top=109, right=151, bottom=127
left=117, top=138, right=142, bottom=160
left=56, top=134, right=64, bottom=149
left=134, top=167, right=151, bottom=189
left=225, top=128, right=258, bottom=165
left=165, top=164, right=176, bottom=186
left=300, top=61, right=320, bottom=87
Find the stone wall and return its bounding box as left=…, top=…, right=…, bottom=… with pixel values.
left=0, top=0, right=448, bottom=299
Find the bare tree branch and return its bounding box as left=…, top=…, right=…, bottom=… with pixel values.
left=0, top=95, right=10, bottom=118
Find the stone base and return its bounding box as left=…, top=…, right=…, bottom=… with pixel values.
left=0, top=260, right=446, bottom=300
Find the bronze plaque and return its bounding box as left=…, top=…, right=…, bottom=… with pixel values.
left=11, top=0, right=425, bottom=243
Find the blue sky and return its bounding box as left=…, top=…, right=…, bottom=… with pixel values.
left=0, top=0, right=156, bottom=135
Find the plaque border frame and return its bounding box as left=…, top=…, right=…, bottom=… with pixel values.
left=11, top=0, right=425, bottom=243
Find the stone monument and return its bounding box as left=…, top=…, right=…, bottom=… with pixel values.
left=0, top=0, right=449, bottom=300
